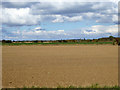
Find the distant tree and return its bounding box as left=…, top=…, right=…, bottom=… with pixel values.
left=41, top=40, right=43, bottom=43
left=58, top=40, right=62, bottom=43
left=109, top=36, right=114, bottom=41
left=62, top=40, right=67, bottom=43
left=2, top=40, right=6, bottom=43
left=33, top=40, right=38, bottom=43
left=2, top=40, right=12, bottom=43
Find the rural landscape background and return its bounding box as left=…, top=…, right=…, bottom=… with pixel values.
left=1, top=0, right=120, bottom=88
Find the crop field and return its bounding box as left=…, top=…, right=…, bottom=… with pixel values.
left=2, top=45, right=118, bottom=88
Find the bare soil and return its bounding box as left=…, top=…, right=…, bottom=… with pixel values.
left=2, top=45, right=118, bottom=88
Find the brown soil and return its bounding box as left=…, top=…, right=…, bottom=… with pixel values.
left=2, top=45, right=118, bottom=88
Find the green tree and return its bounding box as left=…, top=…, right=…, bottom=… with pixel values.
left=109, top=36, right=114, bottom=41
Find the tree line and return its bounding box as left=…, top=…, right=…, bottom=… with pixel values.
left=1, top=36, right=120, bottom=45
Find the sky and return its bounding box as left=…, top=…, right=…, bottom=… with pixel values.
left=0, top=0, right=119, bottom=40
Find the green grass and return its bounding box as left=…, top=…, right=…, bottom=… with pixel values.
left=3, top=84, right=120, bottom=89
left=2, top=42, right=113, bottom=46
left=22, top=84, right=120, bottom=89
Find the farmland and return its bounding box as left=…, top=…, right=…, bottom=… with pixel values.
left=2, top=45, right=118, bottom=88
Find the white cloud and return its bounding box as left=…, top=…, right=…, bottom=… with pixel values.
left=83, top=25, right=118, bottom=35
left=52, top=15, right=83, bottom=23
left=112, top=15, right=118, bottom=23
left=2, top=8, right=41, bottom=26
left=52, top=15, right=64, bottom=23
left=20, top=27, right=68, bottom=39
left=35, top=27, right=42, bottom=30
left=67, top=16, right=83, bottom=22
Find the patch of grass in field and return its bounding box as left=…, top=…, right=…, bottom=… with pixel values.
left=2, top=42, right=113, bottom=46
left=21, top=84, right=120, bottom=89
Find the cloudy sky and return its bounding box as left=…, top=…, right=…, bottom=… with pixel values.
left=1, top=0, right=118, bottom=40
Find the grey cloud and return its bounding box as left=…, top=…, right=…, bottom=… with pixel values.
left=30, top=2, right=114, bottom=15
left=2, top=2, right=38, bottom=8
left=1, top=2, right=118, bottom=26
left=30, top=2, right=117, bottom=24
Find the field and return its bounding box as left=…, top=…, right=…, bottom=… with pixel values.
left=2, top=42, right=113, bottom=46
left=2, top=45, right=118, bottom=88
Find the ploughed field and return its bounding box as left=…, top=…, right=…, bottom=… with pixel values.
left=2, top=45, right=118, bottom=88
